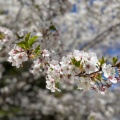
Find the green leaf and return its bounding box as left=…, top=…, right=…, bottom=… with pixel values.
left=34, top=45, right=41, bottom=56
left=71, top=58, right=80, bottom=67
left=49, top=25, right=57, bottom=31
left=25, top=32, right=31, bottom=42
left=28, top=36, right=38, bottom=47
left=16, top=33, right=39, bottom=50
left=112, top=57, right=118, bottom=65
left=99, top=57, right=107, bottom=66
left=16, top=33, right=31, bottom=50
left=76, top=61, right=80, bottom=67
left=71, top=58, right=76, bottom=64
left=17, top=41, right=27, bottom=49
left=24, top=32, right=31, bottom=48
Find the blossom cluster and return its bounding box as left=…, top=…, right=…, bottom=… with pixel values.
left=46, top=55, right=80, bottom=92
left=45, top=50, right=119, bottom=94
left=7, top=42, right=119, bottom=94
left=30, top=49, right=50, bottom=75
left=8, top=45, right=28, bottom=68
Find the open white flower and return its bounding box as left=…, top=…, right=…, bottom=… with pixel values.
left=102, top=64, right=117, bottom=83
left=84, top=61, right=98, bottom=74
left=102, top=64, right=115, bottom=78
left=42, top=49, right=50, bottom=57
left=46, top=75, right=60, bottom=92
left=108, top=76, right=117, bottom=83
left=30, top=60, right=41, bottom=75
left=8, top=45, right=28, bottom=68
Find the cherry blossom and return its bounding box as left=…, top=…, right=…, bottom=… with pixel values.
left=7, top=43, right=120, bottom=94
left=45, top=50, right=119, bottom=93
left=102, top=64, right=117, bottom=83
left=8, top=45, right=28, bottom=68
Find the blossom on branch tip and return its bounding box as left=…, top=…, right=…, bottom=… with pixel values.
left=102, top=64, right=117, bottom=83
left=8, top=45, right=28, bottom=68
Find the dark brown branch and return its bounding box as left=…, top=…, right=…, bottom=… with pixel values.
left=76, top=69, right=101, bottom=77
left=76, top=62, right=120, bottom=78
